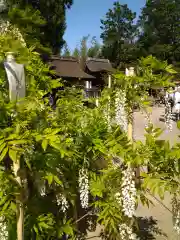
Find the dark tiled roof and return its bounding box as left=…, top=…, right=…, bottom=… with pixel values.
left=86, top=58, right=113, bottom=73
left=49, top=56, right=95, bottom=79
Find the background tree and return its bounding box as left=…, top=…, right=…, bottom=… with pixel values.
left=88, top=36, right=102, bottom=58
left=100, top=1, right=137, bottom=69
left=138, top=0, right=180, bottom=64
left=61, top=42, right=71, bottom=56
left=72, top=47, right=80, bottom=59
left=72, top=35, right=101, bottom=69
left=0, top=0, right=73, bottom=54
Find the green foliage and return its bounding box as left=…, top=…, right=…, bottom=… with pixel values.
left=1, top=29, right=180, bottom=240
left=139, top=124, right=180, bottom=201
left=0, top=33, right=139, bottom=239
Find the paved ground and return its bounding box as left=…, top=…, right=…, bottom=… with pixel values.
left=88, top=106, right=180, bottom=239
left=134, top=107, right=180, bottom=240
left=133, top=106, right=179, bottom=144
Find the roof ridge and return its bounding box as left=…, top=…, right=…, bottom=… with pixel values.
left=51, top=56, right=78, bottom=62
left=87, top=57, right=110, bottom=63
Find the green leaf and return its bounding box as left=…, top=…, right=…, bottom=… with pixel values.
left=2, top=200, right=10, bottom=212
left=10, top=201, right=16, bottom=212
left=42, top=139, right=48, bottom=151
left=35, top=135, right=42, bottom=142
left=62, top=225, right=74, bottom=235
left=8, top=140, right=27, bottom=145
left=0, top=147, right=8, bottom=162
left=25, top=159, right=31, bottom=170
left=6, top=134, right=19, bottom=140
left=165, top=65, right=177, bottom=74
left=0, top=139, right=5, bottom=146
left=49, top=142, right=60, bottom=150
left=54, top=176, right=62, bottom=185
left=39, top=222, right=51, bottom=229
left=45, top=174, right=53, bottom=185
left=51, top=129, right=61, bottom=135
left=33, top=225, right=39, bottom=235
left=0, top=142, right=6, bottom=153
left=0, top=196, right=8, bottom=206
left=9, top=149, right=17, bottom=161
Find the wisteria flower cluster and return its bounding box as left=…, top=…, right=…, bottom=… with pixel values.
left=144, top=111, right=151, bottom=129
left=172, top=195, right=180, bottom=235
left=0, top=20, right=26, bottom=47
left=119, top=223, right=137, bottom=240
left=0, top=217, right=8, bottom=240
left=56, top=194, right=69, bottom=213
left=121, top=167, right=136, bottom=218
left=115, top=192, right=121, bottom=205
left=115, top=90, right=128, bottom=132
left=164, top=99, right=173, bottom=132
left=40, top=185, right=46, bottom=197
left=78, top=168, right=89, bottom=209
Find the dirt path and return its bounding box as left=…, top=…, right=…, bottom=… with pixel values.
left=88, top=107, right=180, bottom=239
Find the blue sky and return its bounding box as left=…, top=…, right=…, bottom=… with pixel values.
left=64, top=0, right=146, bottom=51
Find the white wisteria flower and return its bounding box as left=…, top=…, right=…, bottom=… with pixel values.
left=172, top=195, right=180, bottom=235
left=144, top=111, right=151, bottom=129
left=40, top=185, right=46, bottom=197
left=165, top=99, right=173, bottom=132
left=115, top=90, right=128, bottom=132
left=121, top=167, right=136, bottom=218
left=119, top=223, right=137, bottom=240
left=78, top=168, right=89, bottom=209
left=0, top=217, right=8, bottom=240
left=174, top=211, right=180, bottom=235
left=0, top=20, right=26, bottom=47
left=115, top=192, right=122, bottom=205
left=56, top=194, right=69, bottom=212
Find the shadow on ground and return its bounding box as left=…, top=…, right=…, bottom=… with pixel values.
left=136, top=216, right=167, bottom=239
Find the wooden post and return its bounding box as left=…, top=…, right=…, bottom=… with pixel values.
left=126, top=67, right=134, bottom=142
left=13, top=161, right=24, bottom=240
left=126, top=67, right=140, bottom=183
left=108, top=74, right=112, bottom=88
left=4, top=52, right=26, bottom=240
left=127, top=120, right=133, bottom=142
